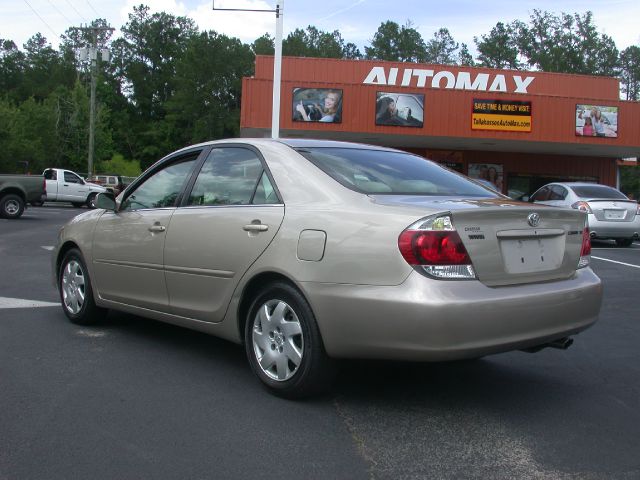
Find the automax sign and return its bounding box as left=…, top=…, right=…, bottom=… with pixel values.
left=363, top=67, right=536, bottom=94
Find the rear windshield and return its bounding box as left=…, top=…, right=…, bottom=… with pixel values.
left=570, top=185, right=628, bottom=200
left=296, top=147, right=497, bottom=197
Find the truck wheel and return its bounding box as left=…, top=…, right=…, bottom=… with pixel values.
left=0, top=194, right=25, bottom=219
left=87, top=193, right=98, bottom=209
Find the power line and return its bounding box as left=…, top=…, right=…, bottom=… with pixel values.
left=22, top=0, right=60, bottom=41
left=64, top=0, right=88, bottom=23
left=85, top=0, right=102, bottom=18
left=44, top=0, right=75, bottom=26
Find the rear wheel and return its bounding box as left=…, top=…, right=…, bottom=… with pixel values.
left=245, top=282, right=335, bottom=398
left=615, top=238, right=634, bottom=247
left=58, top=248, right=107, bottom=325
left=0, top=194, right=25, bottom=219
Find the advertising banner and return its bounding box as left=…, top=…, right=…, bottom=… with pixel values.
left=293, top=88, right=343, bottom=123
left=375, top=92, right=424, bottom=127
left=472, top=99, right=532, bottom=132
left=575, top=104, right=618, bottom=138
left=468, top=163, right=504, bottom=192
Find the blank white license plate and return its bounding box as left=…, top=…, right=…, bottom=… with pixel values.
left=500, top=237, right=563, bottom=274
left=604, top=209, right=625, bottom=220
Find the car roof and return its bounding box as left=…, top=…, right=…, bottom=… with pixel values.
left=170, top=137, right=405, bottom=156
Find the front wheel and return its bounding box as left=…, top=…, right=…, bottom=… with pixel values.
left=615, top=238, right=634, bottom=247
left=58, top=248, right=107, bottom=325
left=87, top=193, right=98, bottom=209
left=0, top=194, right=25, bottom=219
left=245, top=282, right=335, bottom=398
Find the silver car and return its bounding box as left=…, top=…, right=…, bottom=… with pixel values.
left=52, top=139, right=602, bottom=397
left=530, top=182, right=640, bottom=247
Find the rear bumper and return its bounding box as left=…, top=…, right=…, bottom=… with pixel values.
left=303, top=268, right=602, bottom=361
left=588, top=214, right=640, bottom=239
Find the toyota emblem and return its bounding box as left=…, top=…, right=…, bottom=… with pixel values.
left=527, top=213, right=541, bottom=227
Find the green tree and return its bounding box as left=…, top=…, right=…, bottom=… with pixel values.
left=252, top=33, right=274, bottom=56
left=165, top=31, right=254, bottom=149
left=619, top=46, right=640, bottom=100
left=365, top=21, right=426, bottom=62
left=425, top=28, right=458, bottom=65
left=474, top=21, right=521, bottom=69
left=283, top=26, right=361, bottom=59
left=516, top=10, right=618, bottom=75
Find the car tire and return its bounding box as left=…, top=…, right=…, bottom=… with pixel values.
left=245, top=282, right=335, bottom=398
left=58, top=248, right=107, bottom=325
left=0, top=193, right=25, bottom=219
left=87, top=193, right=98, bottom=209
left=615, top=238, right=634, bottom=247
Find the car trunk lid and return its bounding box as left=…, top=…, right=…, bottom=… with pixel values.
left=584, top=199, right=637, bottom=222
left=372, top=195, right=587, bottom=287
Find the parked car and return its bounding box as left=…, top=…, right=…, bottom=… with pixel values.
left=0, top=173, right=46, bottom=219
left=52, top=139, right=602, bottom=398
left=42, top=168, right=107, bottom=208
left=88, top=174, right=125, bottom=196
left=529, top=182, right=639, bottom=247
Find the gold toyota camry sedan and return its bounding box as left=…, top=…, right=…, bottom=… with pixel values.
left=52, top=139, right=602, bottom=397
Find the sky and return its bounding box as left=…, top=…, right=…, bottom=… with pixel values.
left=2, top=0, right=640, bottom=55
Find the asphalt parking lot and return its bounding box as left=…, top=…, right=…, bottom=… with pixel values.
left=1, top=205, right=639, bottom=479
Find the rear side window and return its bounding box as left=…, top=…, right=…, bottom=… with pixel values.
left=44, top=169, right=56, bottom=180
left=296, top=147, right=495, bottom=196
left=570, top=185, right=627, bottom=199
left=188, top=147, right=275, bottom=206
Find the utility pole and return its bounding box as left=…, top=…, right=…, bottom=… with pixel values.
left=77, top=25, right=114, bottom=178
left=213, top=1, right=284, bottom=139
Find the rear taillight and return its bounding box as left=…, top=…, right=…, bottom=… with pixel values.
left=578, top=226, right=591, bottom=269
left=571, top=201, right=592, bottom=214
left=398, top=214, right=476, bottom=279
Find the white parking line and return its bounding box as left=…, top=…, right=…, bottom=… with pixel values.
left=41, top=246, right=54, bottom=251
left=591, top=256, right=640, bottom=269
left=0, top=297, right=59, bottom=309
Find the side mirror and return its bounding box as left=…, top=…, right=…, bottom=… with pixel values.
left=95, top=192, right=116, bottom=211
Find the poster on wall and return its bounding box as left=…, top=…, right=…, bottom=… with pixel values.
left=472, top=99, right=532, bottom=132
left=375, top=92, right=424, bottom=127
left=575, top=104, right=618, bottom=138
left=468, top=163, right=504, bottom=192
left=292, top=88, right=343, bottom=123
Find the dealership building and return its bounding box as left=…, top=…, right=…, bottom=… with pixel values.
left=240, top=56, right=640, bottom=198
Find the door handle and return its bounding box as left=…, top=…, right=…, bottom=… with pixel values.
left=243, top=224, right=268, bottom=232
left=148, top=225, right=166, bottom=233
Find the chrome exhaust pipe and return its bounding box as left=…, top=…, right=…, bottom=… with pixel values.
left=589, top=232, right=597, bottom=239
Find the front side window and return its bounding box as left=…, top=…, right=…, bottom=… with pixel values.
left=120, top=157, right=197, bottom=211
left=64, top=172, right=82, bottom=184
left=530, top=187, right=551, bottom=202
left=188, top=148, right=270, bottom=206
left=297, top=147, right=496, bottom=197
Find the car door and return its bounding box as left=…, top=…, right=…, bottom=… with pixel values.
left=163, top=146, right=285, bottom=322
left=62, top=170, right=90, bottom=202
left=91, top=152, right=201, bottom=311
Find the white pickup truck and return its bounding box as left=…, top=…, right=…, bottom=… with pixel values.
left=41, top=168, right=107, bottom=208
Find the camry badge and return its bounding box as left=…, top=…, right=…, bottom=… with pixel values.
left=527, top=213, right=540, bottom=227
